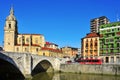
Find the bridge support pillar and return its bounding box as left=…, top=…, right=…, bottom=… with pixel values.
left=23, top=54, right=32, bottom=77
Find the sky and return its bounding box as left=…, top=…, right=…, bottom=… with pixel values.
left=0, top=0, right=120, bottom=48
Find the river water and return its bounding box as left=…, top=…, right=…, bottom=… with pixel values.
left=26, top=72, right=120, bottom=80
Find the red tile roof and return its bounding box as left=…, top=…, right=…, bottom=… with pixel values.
left=46, top=42, right=51, bottom=45
left=41, top=47, right=62, bottom=53
left=45, top=42, right=58, bottom=46
left=85, top=33, right=99, bottom=38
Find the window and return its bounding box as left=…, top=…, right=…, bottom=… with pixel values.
left=25, top=48, right=28, bottom=52
left=109, top=38, right=114, bottom=42
left=16, top=47, right=19, bottom=51
left=36, top=48, right=39, bottom=52
left=86, top=43, right=88, bottom=47
left=117, top=43, right=119, bottom=47
left=85, top=50, right=88, bottom=52
left=94, top=50, right=97, bottom=52
left=35, top=38, right=38, bottom=44
left=118, top=28, right=120, bottom=31
left=111, top=44, right=114, bottom=48
left=112, top=33, right=115, bottom=36
left=86, top=39, right=88, bottom=42
left=106, top=39, right=109, bottom=42
left=112, top=29, right=114, bottom=32
left=110, top=49, right=114, bottom=53
left=95, top=43, right=97, bottom=46
left=9, top=24, right=11, bottom=29
left=90, top=39, right=93, bottom=42
left=26, top=38, right=29, bottom=43
left=43, top=53, right=45, bottom=56
left=107, top=29, right=110, bottom=32
left=22, top=36, right=25, bottom=44
left=19, top=37, right=21, bottom=44
left=90, top=43, right=93, bottom=47
left=8, top=42, right=10, bottom=45
left=95, top=38, right=97, bottom=41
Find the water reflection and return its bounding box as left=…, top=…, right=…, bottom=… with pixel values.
left=32, top=72, right=54, bottom=80
left=31, top=72, right=120, bottom=80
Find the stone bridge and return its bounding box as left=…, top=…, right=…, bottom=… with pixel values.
left=0, top=51, right=62, bottom=77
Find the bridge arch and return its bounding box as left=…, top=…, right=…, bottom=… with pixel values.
left=0, top=52, right=25, bottom=79
left=32, top=55, right=61, bottom=75
left=32, top=59, right=54, bottom=76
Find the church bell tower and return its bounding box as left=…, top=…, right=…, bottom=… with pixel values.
left=4, top=7, right=18, bottom=52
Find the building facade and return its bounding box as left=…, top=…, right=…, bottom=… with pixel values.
left=99, top=22, right=120, bottom=56
left=61, top=46, right=78, bottom=58
left=81, top=33, right=100, bottom=58
left=99, top=22, right=120, bottom=63
left=90, top=16, right=110, bottom=33
left=15, top=34, right=45, bottom=54
left=39, top=47, right=63, bottom=57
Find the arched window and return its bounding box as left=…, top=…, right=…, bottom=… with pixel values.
left=26, top=38, right=29, bottom=44
left=36, top=48, right=39, bottom=52
left=16, top=47, right=19, bottom=51
left=22, top=36, right=25, bottom=44
left=90, top=39, right=93, bottom=42
left=35, top=38, right=38, bottom=44
left=86, top=39, right=88, bottom=42
left=43, top=53, right=45, bottom=56
left=9, top=24, right=11, bottom=29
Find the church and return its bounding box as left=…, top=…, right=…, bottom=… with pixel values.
left=4, top=7, right=63, bottom=57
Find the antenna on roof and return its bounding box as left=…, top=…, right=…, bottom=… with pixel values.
left=117, top=13, right=120, bottom=21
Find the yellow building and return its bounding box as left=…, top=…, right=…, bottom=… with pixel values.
left=3, top=7, right=63, bottom=57
left=61, top=46, right=78, bottom=58
left=81, top=33, right=100, bottom=58
left=39, top=47, right=63, bottom=58
left=15, top=34, right=45, bottom=54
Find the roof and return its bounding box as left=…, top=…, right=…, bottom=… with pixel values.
left=85, top=33, right=99, bottom=38
left=61, top=46, right=78, bottom=50
left=6, top=7, right=16, bottom=21
left=45, top=42, right=58, bottom=46
left=90, top=16, right=109, bottom=21
left=41, top=47, right=62, bottom=53
left=18, top=34, right=43, bottom=36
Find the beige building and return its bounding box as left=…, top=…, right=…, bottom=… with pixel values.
left=39, top=47, right=63, bottom=58
left=61, top=46, right=78, bottom=58
left=4, top=7, right=63, bottom=57
left=81, top=33, right=100, bottom=58
left=15, top=34, right=45, bottom=54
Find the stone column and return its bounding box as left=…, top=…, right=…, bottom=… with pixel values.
left=23, top=53, right=32, bottom=78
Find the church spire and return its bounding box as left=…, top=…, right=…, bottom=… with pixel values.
left=10, top=6, right=14, bottom=15
left=6, top=6, right=16, bottom=21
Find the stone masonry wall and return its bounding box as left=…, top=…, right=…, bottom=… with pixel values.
left=60, top=63, right=120, bottom=75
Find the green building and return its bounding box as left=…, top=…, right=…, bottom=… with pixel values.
left=99, top=22, right=120, bottom=56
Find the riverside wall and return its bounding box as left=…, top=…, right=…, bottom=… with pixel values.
left=60, top=63, right=120, bottom=75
